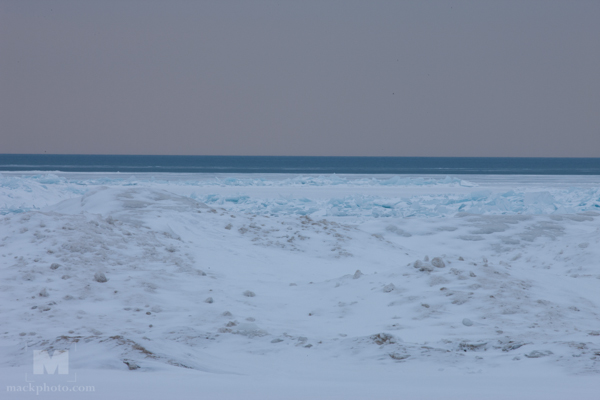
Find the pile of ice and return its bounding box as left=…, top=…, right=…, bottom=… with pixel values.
left=2, top=173, right=599, bottom=218
left=194, top=189, right=600, bottom=218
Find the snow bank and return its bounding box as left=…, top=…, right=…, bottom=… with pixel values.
left=1, top=174, right=599, bottom=397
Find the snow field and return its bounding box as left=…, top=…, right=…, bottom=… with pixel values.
left=1, top=174, right=600, bottom=398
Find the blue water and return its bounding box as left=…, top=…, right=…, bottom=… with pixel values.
left=1, top=154, right=600, bottom=175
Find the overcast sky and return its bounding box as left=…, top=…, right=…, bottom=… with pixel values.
left=1, top=1, right=599, bottom=156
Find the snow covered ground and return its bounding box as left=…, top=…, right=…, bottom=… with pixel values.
left=1, top=172, right=599, bottom=399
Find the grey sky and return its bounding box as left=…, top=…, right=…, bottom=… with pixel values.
left=1, top=0, right=599, bottom=156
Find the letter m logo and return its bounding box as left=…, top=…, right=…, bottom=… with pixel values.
left=33, top=350, right=69, bottom=375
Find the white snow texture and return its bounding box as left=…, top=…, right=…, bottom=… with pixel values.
left=1, top=172, right=599, bottom=399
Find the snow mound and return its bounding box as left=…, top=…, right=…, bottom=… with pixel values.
left=1, top=172, right=599, bottom=385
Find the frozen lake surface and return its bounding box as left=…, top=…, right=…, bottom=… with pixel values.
left=1, top=173, right=599, bottom=399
